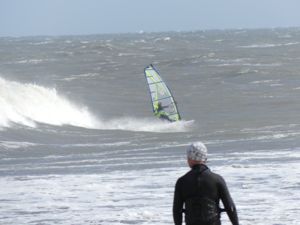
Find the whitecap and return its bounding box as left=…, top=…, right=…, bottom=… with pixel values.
left=0, top=141, right=38, bottom=149
left=238, top=42, right=299, bottom=48
left=250, top=79, right=280, bottom=84
left=63, top=73, right=99, bottom=81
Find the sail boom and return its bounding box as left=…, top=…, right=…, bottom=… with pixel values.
left=152, top=96, right=173, bottom=102
left=148, top=81, right=165, bottom=85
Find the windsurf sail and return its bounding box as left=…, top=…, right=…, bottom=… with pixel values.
left=143, top=64, right=181, bottom=122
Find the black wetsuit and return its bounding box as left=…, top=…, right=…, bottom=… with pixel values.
left=173, top=164, right=239, bottom=225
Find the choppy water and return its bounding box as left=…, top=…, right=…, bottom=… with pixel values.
left=1, top=28, right=300, bottom=225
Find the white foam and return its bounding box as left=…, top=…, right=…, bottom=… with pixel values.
left=0, top=77, right=99, bottom=129
left=117, top=53, right=138, bottom=57
left=237, top=68, right=258, bottom=74
left=99, top=117, right=194, bottom=133
left=250, top=79, right=280, bottom=84
left=0, top=141, right=37, bottom=149
left=154, top=37, right=171, bottom=42
left=238, top=42, right=300, bottom=48
left=15, top=58, right=56, bottom=64
left=29, top=41, right=53, bottom=45
left=63, top=73, right=99, bottom=81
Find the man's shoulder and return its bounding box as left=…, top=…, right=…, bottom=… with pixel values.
left=176, top=170, right=192, bottom=183
left=206, top=169, right=227, bottom=185
left=207, top=169, right=221, bottom=177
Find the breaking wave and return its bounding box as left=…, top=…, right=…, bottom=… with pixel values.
left=0, top=77, right=98, bottom=129
left=0, top=77, right=192, bottom=132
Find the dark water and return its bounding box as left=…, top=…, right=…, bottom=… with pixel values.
left=0, top=28, right=300, bottom=224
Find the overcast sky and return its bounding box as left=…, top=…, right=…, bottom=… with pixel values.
left=1, top=0, right=300, bottom=37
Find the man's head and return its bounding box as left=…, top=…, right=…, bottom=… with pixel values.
left=186, top=142, right=207, bottom=167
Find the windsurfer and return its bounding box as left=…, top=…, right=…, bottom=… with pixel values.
left=144, top=64, right=181, bottom=122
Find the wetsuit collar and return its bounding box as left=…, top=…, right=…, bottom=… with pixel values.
left=192, top=163, right=208, bottom=172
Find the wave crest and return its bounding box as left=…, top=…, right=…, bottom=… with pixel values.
left=0, top=77, right=98, bottom=129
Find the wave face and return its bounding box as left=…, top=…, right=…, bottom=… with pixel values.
left=0, top=77, right=98, bottom=129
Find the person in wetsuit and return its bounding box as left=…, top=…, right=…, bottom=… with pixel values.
left=154, top=102, right=172, bottom=121
left=173, top=142, right=239, bottom=225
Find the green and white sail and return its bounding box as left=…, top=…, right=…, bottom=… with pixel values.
left=144, top=64, right=181, bottom=122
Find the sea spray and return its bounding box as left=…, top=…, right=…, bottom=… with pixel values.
left=0, top=77, right=98, bottom=128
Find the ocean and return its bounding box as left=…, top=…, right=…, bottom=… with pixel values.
left=0, top=28, right=300, bottom=225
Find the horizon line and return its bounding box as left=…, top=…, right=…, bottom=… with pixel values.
left=1, top=26, right=300, bottom=39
